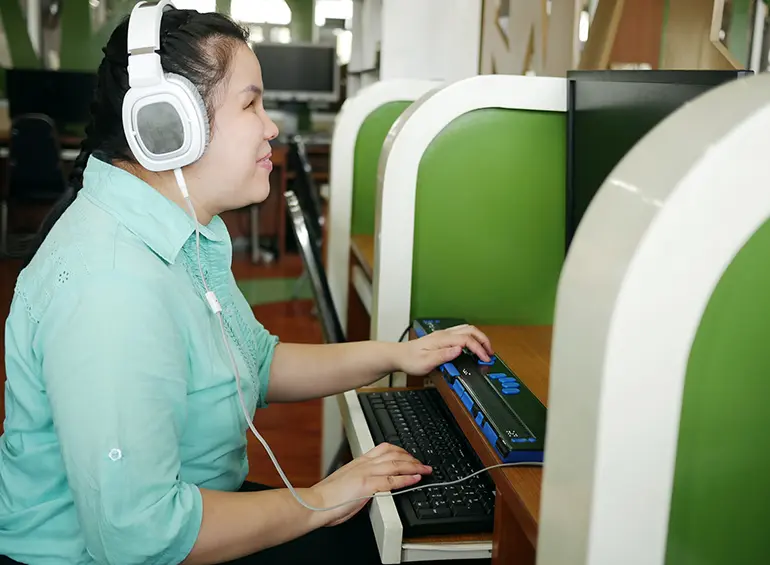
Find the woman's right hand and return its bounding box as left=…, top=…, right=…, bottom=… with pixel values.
left=307, top=442, right=432, bottom=527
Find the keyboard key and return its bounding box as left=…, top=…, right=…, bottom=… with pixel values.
left=418, top=507, right=452, bottom=519
left=452, top=505, right=480, bottom=518
left=374, top=408, right=398, bottom=439
left=466, top=502, right=485, bottom=515
left=433, top=506, right=452, bottom=518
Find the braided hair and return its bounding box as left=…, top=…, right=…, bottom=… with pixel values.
left=25, top=8, right=248, bottom=266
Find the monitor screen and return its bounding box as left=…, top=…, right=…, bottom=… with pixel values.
left=566, top=70, right=752, bottom=250
left=285, top=190, right=345, bottom=344
left=252, top=43, right=338, bottom=103
left=6, top=69, right=97, bottom=131
left=287, top=137, right=324, bottom=242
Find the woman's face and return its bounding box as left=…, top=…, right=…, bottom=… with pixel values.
left=187, top=42, right=279, bottom=216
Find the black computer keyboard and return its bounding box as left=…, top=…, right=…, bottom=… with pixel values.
left=358, top=388, right=495, bottom=537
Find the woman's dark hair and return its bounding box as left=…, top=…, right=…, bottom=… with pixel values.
left=25, top=9, right=248, bottom=265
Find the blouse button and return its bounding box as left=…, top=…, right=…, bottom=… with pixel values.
left=108, top=448, right=122, bottom=461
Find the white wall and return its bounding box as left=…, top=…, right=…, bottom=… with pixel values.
left=348, top=0, right=481, bottom=96
left=380, top=0, right=481, bottom=82
left=348, top=0, right=382, bottom=97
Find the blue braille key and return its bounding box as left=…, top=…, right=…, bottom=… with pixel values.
left=502, top=388, right=520, bottom=395
left=477, top=355, right=496, bottom=366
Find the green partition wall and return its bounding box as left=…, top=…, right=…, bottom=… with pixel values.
left=351, top=101, right=412, bottom=236
left=666, top=218, right=770, bottom=564
left=410, top=109, right=566, bottom=325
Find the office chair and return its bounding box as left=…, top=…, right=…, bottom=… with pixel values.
left=1, top=113, right=68, bottom=258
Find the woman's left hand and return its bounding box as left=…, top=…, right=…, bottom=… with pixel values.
left=395, top=324, right=494, bottom=377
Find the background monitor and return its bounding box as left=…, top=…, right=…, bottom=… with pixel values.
left=252, top=42, right=339, bottom=103
left=285, top=190, right=345, bottom=344
left=566, top=69, right=752, bottom=250
left=6, top=69, right=97, bottom=133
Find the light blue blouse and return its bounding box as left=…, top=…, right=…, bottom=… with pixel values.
left=0, top=155, right=279, bottom=564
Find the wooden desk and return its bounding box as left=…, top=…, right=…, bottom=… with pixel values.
left=339, top=324, right=551, bottom=563
left=431, top=325, right=551, bottom=563
left=347, top=234, right=375, bottom=342
left=351, top=233, right=375, bottom=280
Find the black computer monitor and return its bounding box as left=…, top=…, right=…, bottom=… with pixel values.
left=566, top=69, right=752, bottom=250
left=252, top=42, right=339, bottom=103
left=285, top=190, right=345, bottom=344
left=6, top=69, right=97, bottom=132
left=287, top=135, right=324, bottom=240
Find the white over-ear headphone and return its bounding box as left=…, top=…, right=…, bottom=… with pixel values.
left=122, top=0, right=209, bottom=172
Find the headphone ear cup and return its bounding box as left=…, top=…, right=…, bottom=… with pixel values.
left=165, top=73, right=210, bottom=149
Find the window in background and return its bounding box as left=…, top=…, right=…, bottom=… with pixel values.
left=315, top=0, right=352, bottom=63
left=231, top=0, right=291, bottom=25
left=269, top=26, right=292, bottom=44
left=169, top=0, right=217, bottom=12
left=335, top=29, right=352, bottom=65
left=248, top=25, right=265, bottom=44
left=314, top=0, right=352, bottom=27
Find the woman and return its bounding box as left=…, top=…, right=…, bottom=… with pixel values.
left=0, top=7, right=494, bottom=565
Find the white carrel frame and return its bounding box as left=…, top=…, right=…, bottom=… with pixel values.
left=537, top=73, right=770, bottom=565
left=322, top=79, right=440, bottom=478
left=326, top=79, right=442, bottom=332
left=371, top=74, right=567, bottom=387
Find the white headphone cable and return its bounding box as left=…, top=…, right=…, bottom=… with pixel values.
left=173, top=168, right=542, bottom=513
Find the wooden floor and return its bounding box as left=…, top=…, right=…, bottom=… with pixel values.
left=0, top=252, right=324, bottom=489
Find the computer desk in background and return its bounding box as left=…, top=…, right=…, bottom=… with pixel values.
left=0, top=127, right=291, bottom=265
left=0, top=130, right=82, bottom=161
left=350, top=233, right=375, bottom=281
left=339, top=237, right=549, bottom=564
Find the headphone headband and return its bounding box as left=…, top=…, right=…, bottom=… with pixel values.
left=123, top=0, right=208, bottom=172
left=126, top=0, right=175, bottom=88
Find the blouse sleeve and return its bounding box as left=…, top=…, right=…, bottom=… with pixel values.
left=251, top=313, right=279, bottom=409
left=38, top=270, right=202, bottom=565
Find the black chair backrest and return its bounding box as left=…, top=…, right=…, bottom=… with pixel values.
left=7, top=114, right=67, bottom=201
left=288, top=135, right=324, bottom=244
left=285, top=189, right=345, bottom=344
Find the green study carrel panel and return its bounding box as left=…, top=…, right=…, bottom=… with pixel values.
left=411, top=108, right=566, bottom=325
left=666, top=218, right=770, bottom=564
left=351, top=101, right=412, bottom=236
